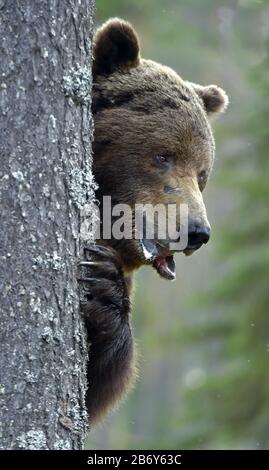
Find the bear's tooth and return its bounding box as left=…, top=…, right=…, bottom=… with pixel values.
left=140, top=239, right=158, bottom=260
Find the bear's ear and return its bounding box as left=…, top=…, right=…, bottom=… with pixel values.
left=191, top=84, right=229, bottom=117
left=93, top=18, right=140, bottom=76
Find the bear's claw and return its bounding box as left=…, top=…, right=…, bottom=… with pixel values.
left=78, top=244, right=127, bottom=310
left=83, top=245, right=122, bottom=266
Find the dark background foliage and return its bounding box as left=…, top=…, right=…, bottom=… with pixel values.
left=87, top=0, right=269, bottom=450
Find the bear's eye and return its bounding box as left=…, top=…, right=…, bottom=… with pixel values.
left=198, top=171, right=208, bottom=191
left=154, top=154, right=174, bottom=169
left=156, top=155, right=168, bottom=164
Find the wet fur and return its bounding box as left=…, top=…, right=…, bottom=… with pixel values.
left=81, top=18, right=229, bottom=425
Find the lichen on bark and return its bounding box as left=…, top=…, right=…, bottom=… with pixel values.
left=0, top=0, right=95, bottom=450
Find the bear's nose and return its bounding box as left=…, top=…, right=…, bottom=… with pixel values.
left=187, top=222, right=211, bottom=250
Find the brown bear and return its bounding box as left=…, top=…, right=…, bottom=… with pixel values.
left=79, top=18, right=229, bottom=425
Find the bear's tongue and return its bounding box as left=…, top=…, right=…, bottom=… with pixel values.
left=153, top=255, right=176, bottom=281
left=140, top=239, right=176, bottom=281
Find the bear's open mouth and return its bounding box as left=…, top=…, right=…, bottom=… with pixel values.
left=152, top=255, right=176, bottom=281
left=140, top=239, right=176, bottom=281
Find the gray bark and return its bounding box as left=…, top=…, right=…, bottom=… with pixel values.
left=0, top=0, right=95, bottom=450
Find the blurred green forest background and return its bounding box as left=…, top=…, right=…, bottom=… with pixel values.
left=87, top=0, right=269, bottom=450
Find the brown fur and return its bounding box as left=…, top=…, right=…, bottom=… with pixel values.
left=93, top=18, right=140, bottom=76
left=80, top=18, right=229, bottom=425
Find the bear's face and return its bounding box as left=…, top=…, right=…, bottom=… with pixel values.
left=93, top=19, right=228, bottom=280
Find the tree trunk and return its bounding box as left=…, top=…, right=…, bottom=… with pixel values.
left=0, top=0, right=95, bottom=450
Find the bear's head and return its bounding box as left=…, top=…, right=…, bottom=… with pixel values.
left=92, top=18, right=229, bottom=280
